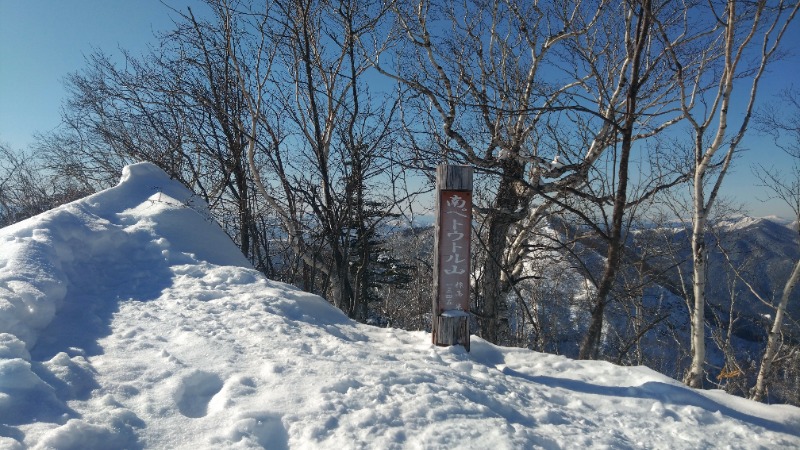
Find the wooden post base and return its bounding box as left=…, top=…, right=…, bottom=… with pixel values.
left=433, top=312, right=470, bottom=351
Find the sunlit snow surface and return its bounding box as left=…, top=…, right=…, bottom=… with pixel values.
left=1, top=163, right=798, bottom=449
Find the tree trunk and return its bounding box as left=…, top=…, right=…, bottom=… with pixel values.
left=480, top=216, right=511, bottom=344
left=235, top=160, right=250, bottom=258
left=330, top=248, right=357, bottom=318
left=578, top=0, right=650, bottom=359
left=478, top=161, right=525, bottom=345
left=577, top=143, right=630, bottom=359
left=685, top=184, right=708, bottom=388
left=751, top=255, right=800, bottom=401
left=352, top=226, right=370, bottom=323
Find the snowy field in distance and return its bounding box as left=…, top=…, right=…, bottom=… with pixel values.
left=1, top=163, right=798, bottom=449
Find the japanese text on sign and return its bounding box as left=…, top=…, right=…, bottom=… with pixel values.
left=437, top=190, right=471, bottom=312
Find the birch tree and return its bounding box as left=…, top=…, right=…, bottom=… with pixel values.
left=659, top=0, right=799, bottom=388
left=750, top=87, right=800, bottom=401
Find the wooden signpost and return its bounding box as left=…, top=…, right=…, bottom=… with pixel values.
left=432, top=164, right=472, bottom=351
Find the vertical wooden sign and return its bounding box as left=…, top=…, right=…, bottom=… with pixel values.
left=432, top=164, right=472, bottom=351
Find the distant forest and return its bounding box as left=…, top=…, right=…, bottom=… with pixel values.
left=1, top=0, right=799, bottom=405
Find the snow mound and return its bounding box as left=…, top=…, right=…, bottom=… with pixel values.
left=1, top=163, right=799, bottom=449
left=0, top=163, right=249, bottom=351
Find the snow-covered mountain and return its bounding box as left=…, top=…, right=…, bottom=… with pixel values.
left=708, top=216, right=800, bottom=322
left=1, top=163, right=799, bottom=449
left=640, top=215, right=800, bottom=343
left=505, top=214, right=800, bottom=395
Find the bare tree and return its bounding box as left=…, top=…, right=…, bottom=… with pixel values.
left=36, top=0, right=417, bottom=322
left=377, top=0, right=717, bottom=351
left=0, top=142, right=92, bottom=226
left=205, top=0, right=412, bottom=321
left=375, top=0, right=623, bottom=344
left=659, top=0, right=799, bottom=388
left=574, top=0, right=656, bottom=358
left=39, top=28, right=262, bottom=259
left=750, top=87, right=800, bottom=401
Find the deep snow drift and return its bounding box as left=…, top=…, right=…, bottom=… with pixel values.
left=1, top=163, right=798, bottom=449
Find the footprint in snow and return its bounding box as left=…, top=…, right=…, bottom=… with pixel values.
left=175, top=370, right=224, bottom=418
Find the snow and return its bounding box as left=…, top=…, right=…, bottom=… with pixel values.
left=440, top=310, right=469, bottom=318
left=1, top=162, right=799, bottom=449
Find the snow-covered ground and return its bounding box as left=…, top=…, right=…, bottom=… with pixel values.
left=1, top=163, right=798, bottom=449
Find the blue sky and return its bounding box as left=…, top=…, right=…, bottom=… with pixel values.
left=0, top=0, right=199, bottom=149
left=1, top=1, right=798, bottom=219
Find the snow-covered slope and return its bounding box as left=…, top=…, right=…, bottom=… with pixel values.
left=1, top=163, right=798, bottom=449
